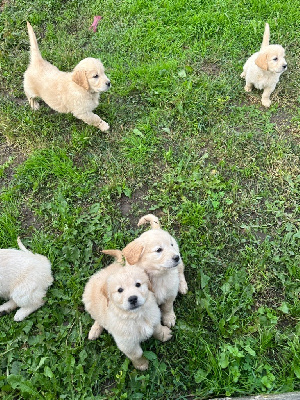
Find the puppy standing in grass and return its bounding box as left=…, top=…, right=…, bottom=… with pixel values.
left=241, top=23, right=287, bottom=107
left=0, top=238, right=53, bottom=321
left=24, top=22, right=111, bottom=131
left=82, top=250, right=172, bottom=371
left=122, top=214, right=188, bottom=328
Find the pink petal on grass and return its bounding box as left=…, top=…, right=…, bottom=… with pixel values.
left=89, top=16, right=102, bottom=32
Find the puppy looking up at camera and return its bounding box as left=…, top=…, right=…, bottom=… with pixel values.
left=82, top=250, right=172, bottom=371
left=24, top=22, right=111, bottom=131
left=122, top=214, right=188, bottom=328
left=0, top=238, right=53, bottom=321
left=241, top=23, right=287, bottom=107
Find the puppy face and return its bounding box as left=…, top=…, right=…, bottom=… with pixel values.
left=256, top=45, right=287, bottom=73
left=107, top=267, right=150, bottom=311
left=123, top=230, right=181, bottom=270
left=72, top=57, right=111, bottom=92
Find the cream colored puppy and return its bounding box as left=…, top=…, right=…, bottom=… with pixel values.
left=82, top=250, right=172, bottom=371
left=122, top=214, right=188, bottom=328
left=0, top=238, right=53, bottom=321
left=241, top=23, right=287, bottom=107
left=24, top=22, right=110, bottom=131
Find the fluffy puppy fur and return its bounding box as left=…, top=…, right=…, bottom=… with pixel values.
left=0, top=238, right=53, bottom=321
left=82, top=250, right=172, bottom=371
left=24, top=22, right=111, bottom=131
left=122, top=214, right=188, bottom=328
left=241, top=23, right=287, bottom=107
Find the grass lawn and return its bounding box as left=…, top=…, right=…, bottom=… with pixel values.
left=0, top=0, right=299, bottom=398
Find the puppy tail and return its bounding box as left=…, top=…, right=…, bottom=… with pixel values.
left=137, top=214, right=161, bottom=230
left=17, top=237, right=31, bottom=253
left=102, top=249, right=124, bottom=263
left=27, top=21, right=42, bottom=62
left=260, top=23, right=270, bottom=50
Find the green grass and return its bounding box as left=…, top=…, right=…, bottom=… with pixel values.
left=0, top=0, right=300, bottom=398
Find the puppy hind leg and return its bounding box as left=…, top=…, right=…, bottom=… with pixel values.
left=0, top=299, right=18, bottom=316
left=14, top=303, right=43, bottom=321
left=88, top=321, right=104, bottom=340
left=24, top=85, right=40, bottom=110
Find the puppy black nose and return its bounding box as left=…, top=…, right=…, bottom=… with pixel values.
left=128, top=295, right=138, bottom=305
left=106, top=81, right=111, bottom=87
left=173, top=255, right=180, bottom=263
left=283, top=64, right=287, bottom=69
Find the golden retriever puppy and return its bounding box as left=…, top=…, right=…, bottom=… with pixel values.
left=24, top=22, right=111, bottom=131
left=241, top=23, right=287, bottom=107
left=82, top=250, right=172, bottom=371
left=122, top=214, right=188, bottom=328
left=0, top=238, right=53, bottom=321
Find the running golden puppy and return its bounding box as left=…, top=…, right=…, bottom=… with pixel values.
left=122, top=214, right=188, bottom=328
left=241, top=23, right=287, bottom=107
left=82, top=250, right=172, bottom=370
left=24, top=22, right=111, bottom=130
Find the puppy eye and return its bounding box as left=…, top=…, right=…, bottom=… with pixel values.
left=118, top=288, right=123, bottom=293
left=273, top=57, right=278, bottom=61
left=171, top=243, right=174, bottom=246
left=156, top=247, right=163, bottom=253
left=93, top=74, right=99, bottom=78
left=135, top=282, right=141, bottom=287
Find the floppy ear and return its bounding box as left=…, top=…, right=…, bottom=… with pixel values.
left=122, top=240, right=144, bottom=265
left=255, top=53, right=268, bottom=71
left=72, top=69, right=89, bottom=90
left=100, top=282, right=109, bottom=306
left=144, top=271, right=153, bottom=292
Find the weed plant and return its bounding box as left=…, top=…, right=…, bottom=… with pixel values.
left=0, top=0, right=299, bottom=398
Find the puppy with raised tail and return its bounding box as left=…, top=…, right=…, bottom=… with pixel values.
left=0, top=238, right=53, bottom=321
left=122, top=214, right=188, bottom=328
left=82, top=250, right=172, bottom=371
left=241, top=23, right=287, bottom=107
left=24, top=22, right=111, bottom=131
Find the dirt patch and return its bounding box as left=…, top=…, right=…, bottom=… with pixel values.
left=201, top=61, right=221, bottom=76
left=119, top=187, right=163, bottom=227
left=20, top=204, right=44, bottom=233
left=254, top=286, right=285, bottom=309
left=0, top=0, right=9, bottom=11
left=0, top=91, right=27, bottom=106
left=0, top=141, right=26, bottom=185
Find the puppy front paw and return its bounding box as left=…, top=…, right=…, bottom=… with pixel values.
left=98, top=120, right=110, bottom=132
left=133, top=356, right=149, bottom=371
left=88, top=322, right=103, bottom=340
left=244, top=84, right=252, bottom=92
left=160, top=326, right=172, bottom=342
left=162, top=311, right=176, bottom=328
left=262, top=98, right=271, bottom=107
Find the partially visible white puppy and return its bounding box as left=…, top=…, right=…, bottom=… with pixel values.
left=241, top=23, right=287, bottom=107
left=122, top=214, right=188, bottom=328
left=82, top=250, right=172, bottom=371
left=0, top=238, right=53, bottom=321
left=24, top=22, right=111, bottom=131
